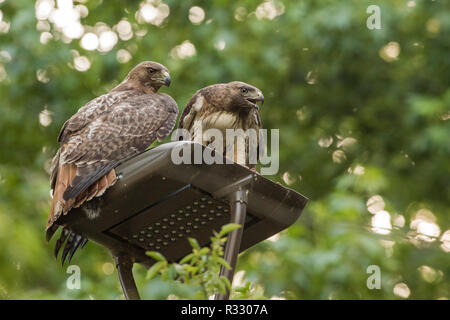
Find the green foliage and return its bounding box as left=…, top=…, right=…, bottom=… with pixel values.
left=0, top=0, right=448, bottom=299
left=143, top=224, right=248, bottom=300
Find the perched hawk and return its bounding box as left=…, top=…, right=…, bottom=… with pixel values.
left=47, top=61, right=178, bottom=264
left=178, top=81, right=265, bottom=168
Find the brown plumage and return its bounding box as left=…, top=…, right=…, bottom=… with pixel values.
left=178, top=81, right=265, bottom=168
left=47, top=61, right=178, bottom=264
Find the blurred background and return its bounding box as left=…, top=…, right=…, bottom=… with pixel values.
left=0, top=0, right=449, bottom=299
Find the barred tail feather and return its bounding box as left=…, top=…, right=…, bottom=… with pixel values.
left=46, top=163, right=117, bottom=263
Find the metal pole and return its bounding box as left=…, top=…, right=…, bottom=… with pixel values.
left=215, top=187, right=248, bottom=300
left=114, top=253, right=141, bottom=300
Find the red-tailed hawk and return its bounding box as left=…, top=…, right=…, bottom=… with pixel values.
left=47, top=61, right=178, bottom=264
left=178, top=81, right=265, bottom=168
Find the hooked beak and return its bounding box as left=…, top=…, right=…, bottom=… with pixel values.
left=256, top=91, right=264, bottom=106
left=161, top=71, right=171, bottom=87
left=246, top=91, right=265, bottom=109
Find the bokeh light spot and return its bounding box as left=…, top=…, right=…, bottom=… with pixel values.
left=189, top=6, right=205, bottom=25
left=282, top=172, right=296, bottom=186
left=102, top=262, right=114, bottom=275
left=418, top=265, right=437, bottom=283
left=318, top=136, right=333, bottom=148
left=393, top=283, right=411, bottom=298
left=35, top=0, right=54, bottom=21
left=234, top=7, right=248, bottom=21
left=367, top=195, right=385, bottom=214
left=39, top=109, right=52, bottom=127
left=440, top=230, right=450, bottom=252
left=138, top=1, right=170, bottom=26
left=255, top=0, right=285, bottom=20
left=116, top=49, right=132, bottom=64
left=410, top=209, right=440, bottom=242
left=99, top=31, right=118, bottom=52
left=116, top=20, right=133, bottom=41
left=81, top=32, right=99, bottom=51
left=332, top=150, right=346, bottom=163
left=170, top=40, right=196, bottom=59
left=40, top=32, right=53, bottom=44
left=371, top=210, right=392, bottom=235
left=215, top=40, right=226, bottom=51
left=379, top=42, right=400, bottom=62
left=74, top=56, right=91, bottom=72
left=36, top=69, right=50, bottom=83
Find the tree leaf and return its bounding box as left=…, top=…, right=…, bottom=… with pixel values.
left=180, top=253, right=195, bottom=264
left=219, top=223, right=242, bottom=237
left=220, top=276, right=232, bottom=291
left=146, top=251, right=167, bottom=262
left=198, top=247, right=210, bottom=255
left=146, top=261, right=166, bottom=280
left=188, top=237, right=200, bottom=250
left=214, top=257, right=231, bottom=270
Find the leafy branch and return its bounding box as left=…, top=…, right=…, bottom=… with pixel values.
left=145, top=223, right=243, bottom=299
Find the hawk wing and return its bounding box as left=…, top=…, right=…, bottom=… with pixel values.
left=177, top=90, right=205, bottom=132
left=57, top=91, right=134, bottom=143
left=48, top=92, right=178, bottom=236
left=50, top=90, right=133, bottom=191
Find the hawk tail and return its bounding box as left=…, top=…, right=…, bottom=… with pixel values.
left=47, top=163, right=117, bottom=262
left=47, top=163, right=77, bottom=240
left=62, top=162, right=118, bottom=201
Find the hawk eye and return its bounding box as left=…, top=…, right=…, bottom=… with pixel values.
left=240, top=88, right=248, bottom=94
left=147, top=68, right=156, bottom=74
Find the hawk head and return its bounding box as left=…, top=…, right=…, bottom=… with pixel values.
left=203, top=81, right=264, bottom=112
left=227, top=81, right=264, bottom=110
left=126, top=61, right=171, bottom=92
